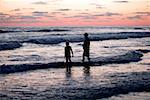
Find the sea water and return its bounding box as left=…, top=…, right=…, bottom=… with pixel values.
left=0, top=26, right=150, bottom=99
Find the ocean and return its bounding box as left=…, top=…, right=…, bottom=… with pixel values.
left=0, top=26, right=150, bottom=100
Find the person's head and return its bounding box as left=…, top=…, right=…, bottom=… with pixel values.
left=66, top=41, right=69, bottom=46
left=84, top=33, right=88, bottom=37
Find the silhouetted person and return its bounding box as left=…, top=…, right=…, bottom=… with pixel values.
left=82, top=33, right=90, bottom=62
left=65, top=41, right=73, bottom=63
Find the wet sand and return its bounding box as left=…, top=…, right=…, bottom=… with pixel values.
left=0, top=56, right=150, bottom=100
left=100, top=92, right=150, bottom=100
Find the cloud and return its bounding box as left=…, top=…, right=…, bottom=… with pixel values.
left=57, top=9, right=70, bottom=11
left=23, top=8, right=34, bottom=10
left=32, top=1, right=48, bottom=5
left=135, top=12, right=150, bottom=16
left=0, top=12, right=56, bottom=23
left=49, top=0, right=63, bottom=2
left=0, top=14, right=36, bottom=21
left=105, top=12, right=121, bottom=16
left=113, top=0, right=129, bottom=3
left=0, top=20, right=47, bottom=24
left=65, top=12, right=122, bottom=20
left=1, top=13, right=37, bottom=19
left=46, top=15, right=55, bottom=17
left=65, top=15, right=96, bottom=20
left=10, top=9, right=20, bottom=12
left=15, top=13, right=23, bottom=15
left=82, top=16, right=96, bottom=19
left=127, top=12, right=150, bottom=20
left=19, top=15, right=36, bottom=19
left=0, top=12, right=9, bottom=16
left=127, top=15, right=142, bottom=20
left=51, top=11, right=62, bottom=14
left=0, top=12, right=9, bottom=19
left=127, top=11, right=150, bottom=20
left=90, top=3, right=103, bottom=9
left=0, top=15, right=18, bottom=21
left=78, top=13, right=89, bottom=15
left=32, top=11, right=48, bottom=16
left=51, top=11, right=67, bottom=16
left=94, top=12, right=122, bottom=16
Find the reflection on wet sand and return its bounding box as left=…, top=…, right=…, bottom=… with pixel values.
left=83, top=62, right=90, bottom=77
left=65, top=63, right=72, bottom=78
left=65, top=62, right=91, bottom=78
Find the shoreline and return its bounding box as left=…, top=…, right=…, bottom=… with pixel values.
left=0, top=50, right=145, bottom=74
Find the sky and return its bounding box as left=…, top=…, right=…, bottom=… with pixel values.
left=0, top=0, right=149, bottom=26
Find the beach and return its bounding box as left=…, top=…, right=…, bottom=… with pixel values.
left=0, top=26, right=150, bottom=99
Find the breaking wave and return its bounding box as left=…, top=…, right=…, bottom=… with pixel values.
left=27, top=32, right=150, bottom=44
left=0, top=32, right=149, bottom=51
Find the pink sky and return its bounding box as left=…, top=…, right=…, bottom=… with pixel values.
left=0, top=0, right=149, bottom=26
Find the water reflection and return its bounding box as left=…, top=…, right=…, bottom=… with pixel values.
left=83, top=62, right=90, bottom=77
left=65, top=63, right=72, bottom=78
left=64, top=62, right=91, bottom=78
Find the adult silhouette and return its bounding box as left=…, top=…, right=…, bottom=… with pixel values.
left=82, top=33, right=90, bottom=62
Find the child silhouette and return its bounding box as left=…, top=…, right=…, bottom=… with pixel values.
left=65, top=41, right=73, bottom=63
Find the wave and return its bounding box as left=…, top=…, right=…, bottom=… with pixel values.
left=0, top=42, right=22, bottom=51
left=0, top=50, right=144, bottom=74
left=133, top=27, right=146, bottom=30
left=26, top=29, right=70, bottom=32
left=0, top=30, right=20, bottom=33
left=0, top=29, right=70, bottom=33
left=0, top=32, right=149, bottom=50
left=136, top=49, right=150, bottom=53
left=27, top=32, right=150, bottom=44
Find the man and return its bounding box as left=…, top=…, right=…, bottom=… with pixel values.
left=83, top=33, right=90, bottom=62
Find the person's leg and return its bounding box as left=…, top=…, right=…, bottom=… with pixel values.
left=69, top=57, right=72, bottom=62
left=66, top=57, right=68, bottom=63
left=87, top=50, right=90, bottom=62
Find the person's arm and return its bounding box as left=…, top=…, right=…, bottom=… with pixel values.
left=70, top=47, right=74, bottom=57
